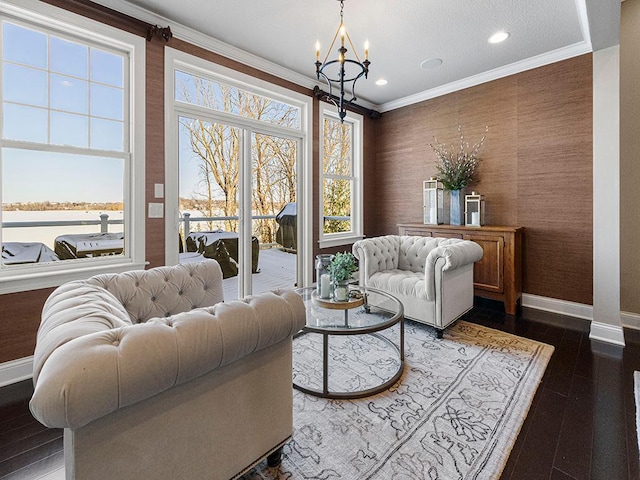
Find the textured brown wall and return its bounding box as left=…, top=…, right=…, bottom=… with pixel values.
left=374, top=55, right=594, bottom=305
left=621, top=1, right=640, bottom=315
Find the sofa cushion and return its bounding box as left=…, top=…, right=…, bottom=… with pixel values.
left=368, top=269, right=428, bottom=300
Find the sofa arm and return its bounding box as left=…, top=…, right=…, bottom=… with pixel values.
left=30, top=289, right=305, bottom=430
left=424, top=240, right=483, bottom=301
left=352, top=236, right=400, bottom=284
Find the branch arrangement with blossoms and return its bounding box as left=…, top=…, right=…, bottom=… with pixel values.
left=429, top=125, right=488, bottom=191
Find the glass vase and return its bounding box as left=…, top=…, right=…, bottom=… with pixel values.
left=449, top=189, right=464, bottom=226
left=315, top=254, right=333, bottom=299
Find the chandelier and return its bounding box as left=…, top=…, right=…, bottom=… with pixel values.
left=315, top=0, right=370, bottom=122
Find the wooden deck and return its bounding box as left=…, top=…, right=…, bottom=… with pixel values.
left=222, top=247, right=297, bottom=300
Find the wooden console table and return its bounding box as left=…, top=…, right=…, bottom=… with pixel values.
left=398, top=224, right=523, bottom=315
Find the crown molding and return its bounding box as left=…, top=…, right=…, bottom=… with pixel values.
left=379, top=41, right=592, bottom=113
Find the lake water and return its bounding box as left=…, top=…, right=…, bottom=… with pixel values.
left=2, top=210, right=124, bottom=249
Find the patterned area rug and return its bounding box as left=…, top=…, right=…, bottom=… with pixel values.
left=243, top=320, right=554, bottom=480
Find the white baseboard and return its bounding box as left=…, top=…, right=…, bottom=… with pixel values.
left=622, top=311, right=640, bottom=330
left=589, top=321, right=626, bottom=346
left=0, top=356, right=33, bottom=388
left=522, top=293, right=638, bottom=346
left=521, top=293, right=594, bottom=320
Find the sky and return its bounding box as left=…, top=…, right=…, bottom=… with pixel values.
left=2, top=21, right=125, bottom=204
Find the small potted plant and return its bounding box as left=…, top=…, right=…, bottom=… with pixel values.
left=328, top=252, right=358, bottom=301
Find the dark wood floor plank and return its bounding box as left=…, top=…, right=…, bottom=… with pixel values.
left=1, top=450, right=64, bottom=480
left=507, top=388, right=568, bottom=480
left=0, top=437, right=62, bottom=478
left=549, top=467, right=579, bottom=480
left=590, top=351, right=628, bottom=480
left=553, top=373, right=594, bottom=480
left=0, top=428, right=62, bottom=464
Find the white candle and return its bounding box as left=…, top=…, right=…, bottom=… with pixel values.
left=321, top=274, right=331, bottom=298
left=471, top=211, right=480, bottom=225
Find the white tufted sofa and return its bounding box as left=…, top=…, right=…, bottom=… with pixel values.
left=353, top=235, right=483, bottom=337
left=30, top=260, right=306, bottom=480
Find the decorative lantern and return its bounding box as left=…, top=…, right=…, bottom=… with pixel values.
left=423, top=177, right=444, bottom=225
left=465, top=191, right=485, bottom=227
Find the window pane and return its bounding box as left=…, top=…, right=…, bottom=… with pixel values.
left=175, top=70, right=300, bottom=129
left=2, top=148, right=124, bottom=264
left=90, top=118, right=123, bottom=151
left=323, top=178, right=352, bottom=234
left=178, top=116, right=240, bottom=233
left=3, top=63, right=47, bottom=107
left=323, top=117, right=352, bottom=176
left=51, top=74, right=88, bottom=114
left=50, top=111, right=88, bottom=148
left=3, top=104, right=47, bottom=142
left=51, top=37, right=88, bottom=78
left=3, top=22, right=47, bottom=69
left=90, top=48, right=124, bottom=87
left=90, top=84, right=123, bottom=120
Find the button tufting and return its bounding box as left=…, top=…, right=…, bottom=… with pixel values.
left=135, top=282, right=139, bottom=287
left=179, top=290, right=183, bottom=295
left=112, top=340, right=120, bottom=346
left=151, top=296, right=156, bottom=301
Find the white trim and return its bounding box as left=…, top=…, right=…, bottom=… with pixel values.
left=164, top=48, right=313, bottom=287
left=379, top=41, right=592, bottom=113
left=0, top=0, right=146, bottom=294
left=318, top=104, right=364, bottom=249
left=590, top=321, right=626, bottom=346
left=522, top=293, right=594, bottom=320
left=622, top=311, right=640, bottom=330
left=88, top=0, right=595, bottom=116
left=0, top=356, right=33, bottom=387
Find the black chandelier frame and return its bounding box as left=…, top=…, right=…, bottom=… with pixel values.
left=315, top=0, right=370, bottom=122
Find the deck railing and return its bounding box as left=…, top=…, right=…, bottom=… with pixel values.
left=2, top=214, right=123, bottom=233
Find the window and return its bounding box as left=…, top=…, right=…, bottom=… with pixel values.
left=165, top=48, right=313, bottom=292
left=0, top=1, right=145, bottom=294
left=319, top=105, right=363, bottom=248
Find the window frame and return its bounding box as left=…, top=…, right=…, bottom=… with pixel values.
left=318, top=103, right=364, bottom=249
left=164, top=47, right=314, bottom=289
left=0, top=0, right=146, bottom=294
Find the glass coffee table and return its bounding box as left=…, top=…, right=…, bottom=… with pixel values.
left=293, top=286, right=404, bottom=399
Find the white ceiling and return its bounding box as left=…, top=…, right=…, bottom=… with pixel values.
left=95, top=0, right=596, bottom=111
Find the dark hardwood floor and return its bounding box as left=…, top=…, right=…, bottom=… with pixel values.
left=0, top=302, right=638, bottom=480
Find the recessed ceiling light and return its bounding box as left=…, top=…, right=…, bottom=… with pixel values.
left=488, top=31, right=510, bottom=44
left=420, top=58, right=443, bottom=69
left=375, top=79, right=388, bottom=86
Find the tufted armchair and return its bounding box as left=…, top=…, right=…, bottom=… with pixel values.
left=353, top=235, right=483, bottom=337
left=30, top=260, right=306, bottom=480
